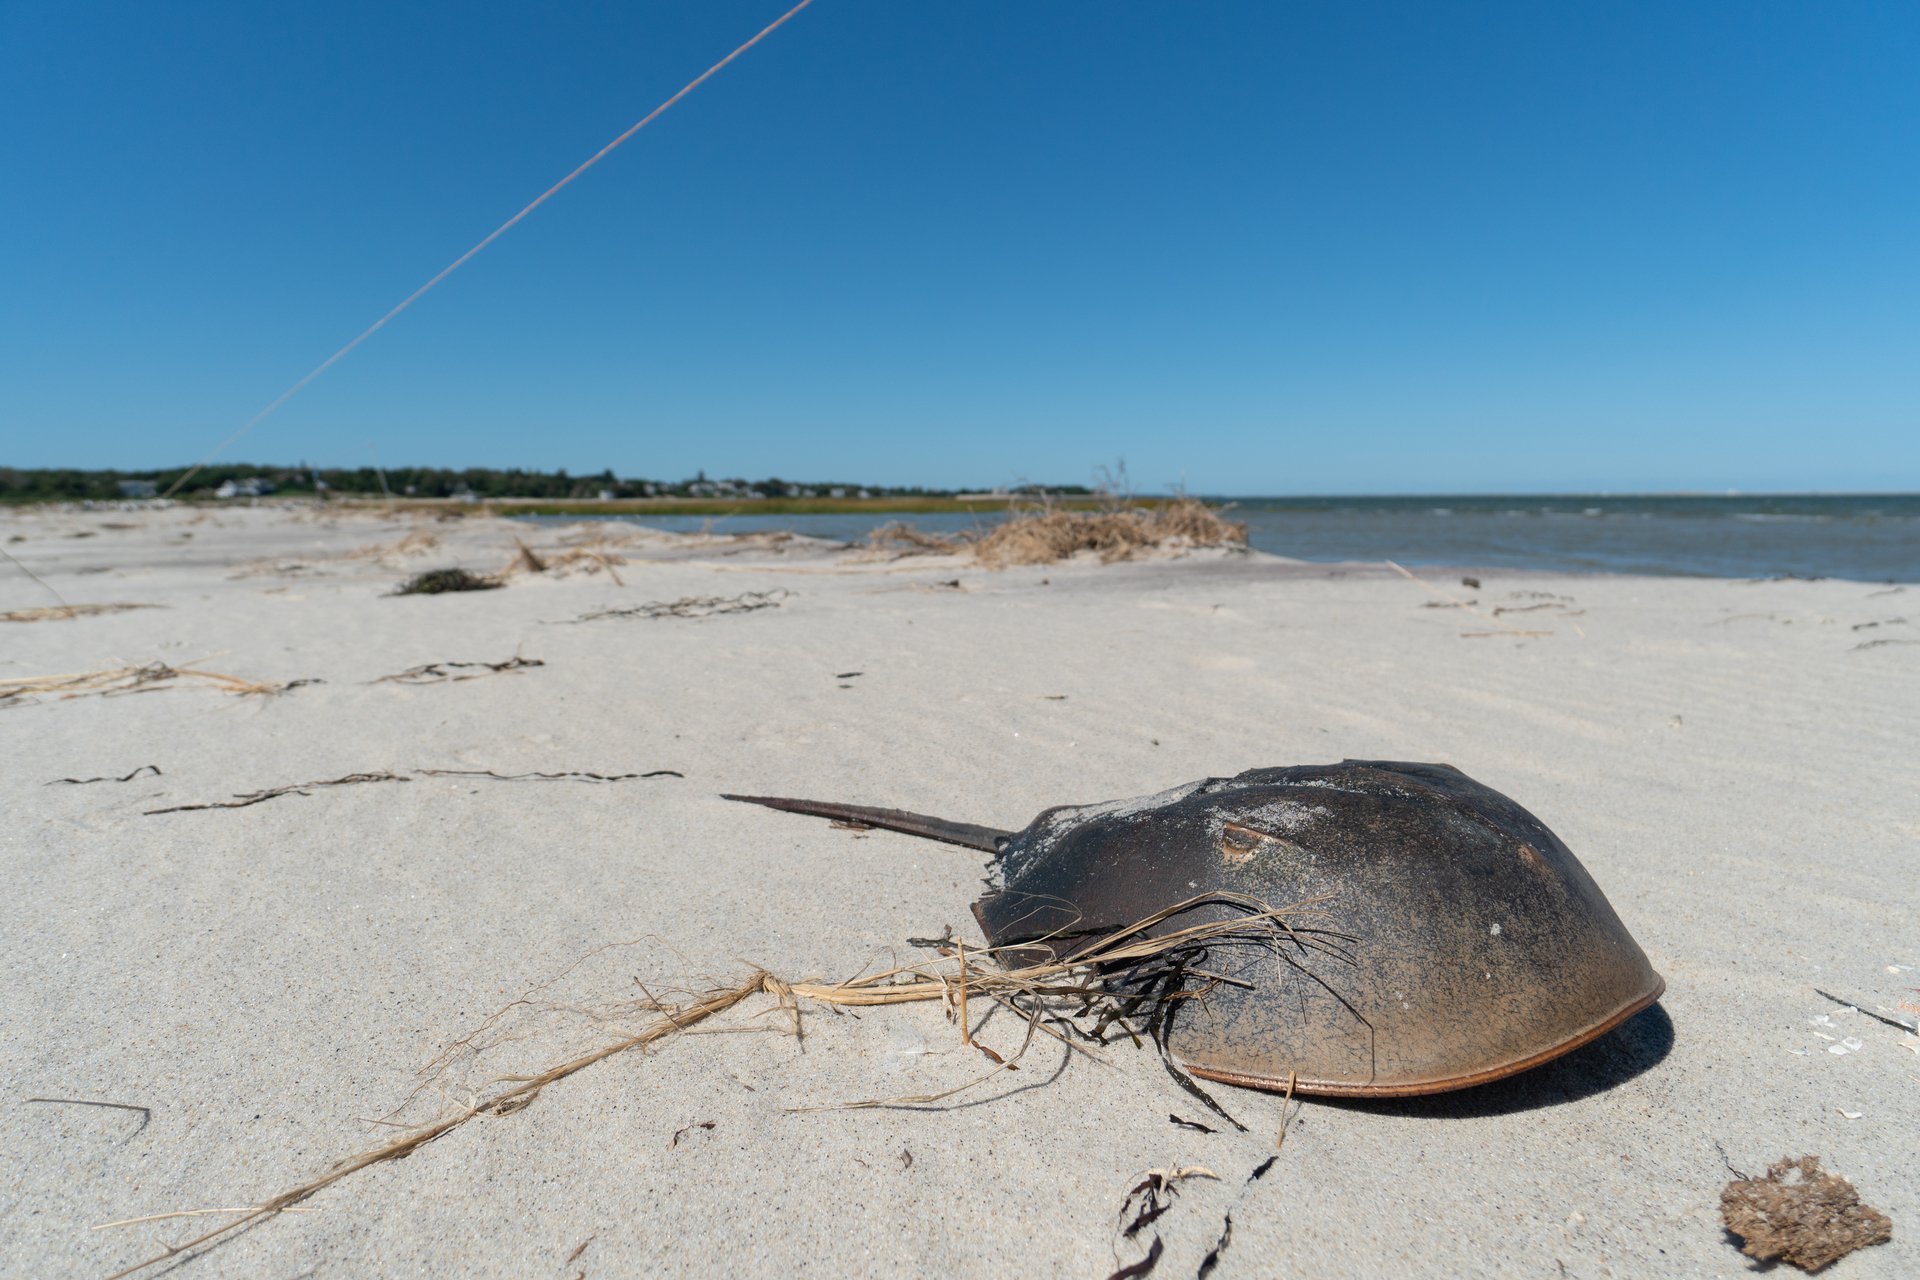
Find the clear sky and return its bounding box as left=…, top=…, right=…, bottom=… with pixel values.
left=4, top=1, right=1916, bottom=494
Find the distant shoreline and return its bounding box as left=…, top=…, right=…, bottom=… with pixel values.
left=0, top=493, right=1171, bottom=517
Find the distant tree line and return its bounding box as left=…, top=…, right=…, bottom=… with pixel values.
left=0, top=464, right=1092, bottom=503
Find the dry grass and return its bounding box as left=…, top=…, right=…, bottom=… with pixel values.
left=863, top=498, right=1247, bottom=568
left=974, top=498, right=1247, bottom=567
left=499, top=537, right=627, bottom=584
left=345, top=529, right=441, bottom=561
left=102, top=892, right=1331, bottom=1278
left=0, top=603, right=158, bottom=623
left=864, top=521, right=966, bottom=558
left=232, top=529, right=444, bottom=579
left=0, top=660, right=311, bottom=709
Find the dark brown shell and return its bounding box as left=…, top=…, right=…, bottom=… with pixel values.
left=972, top=760, right=1664, bottom=1097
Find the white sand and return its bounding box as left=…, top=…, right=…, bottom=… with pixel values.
left=2, top=502, right=1913, bottom=1278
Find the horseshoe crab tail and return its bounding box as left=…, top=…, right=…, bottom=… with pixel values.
left=721, top=793, right=1010, bottom=853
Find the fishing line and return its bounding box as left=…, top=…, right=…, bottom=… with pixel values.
left=160, top=0, right=817, bottom=499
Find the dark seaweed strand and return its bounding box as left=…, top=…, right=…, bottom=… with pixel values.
left=1196, top=1212, right=1233, bottom=1279
left=46, top=764, right=162, bottom=785
left=1102, top=1236, right=1164, bottom=1280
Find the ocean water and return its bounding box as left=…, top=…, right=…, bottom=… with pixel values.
left=536, top=494, right=1920, bottom=583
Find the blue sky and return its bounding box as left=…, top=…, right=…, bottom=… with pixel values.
left=4, top=1, right=1916, bottom=493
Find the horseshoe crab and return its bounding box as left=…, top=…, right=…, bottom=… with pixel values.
left=726, top=760, right=1664, bottom=1097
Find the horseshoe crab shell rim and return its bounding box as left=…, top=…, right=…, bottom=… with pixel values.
left=1184, top=975, right=1665, bottom=1098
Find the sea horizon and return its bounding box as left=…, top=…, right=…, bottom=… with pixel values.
left=531, top=490, right=1920, bottom=583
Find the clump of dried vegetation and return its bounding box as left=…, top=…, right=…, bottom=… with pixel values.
left=1720, top=1155, right=1892, bottom=1272
left=499, top=536, right=627, bottom=583
left=865, top=497, right=1247, bottom=568
left=101, top=892, right=1331, bottom=1278
left=975, top=497, right=1247, bottom=567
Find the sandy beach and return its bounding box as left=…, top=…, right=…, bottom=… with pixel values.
left=3, top=501, right=1913, bottom=1278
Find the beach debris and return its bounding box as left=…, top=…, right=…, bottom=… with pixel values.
left=1719, top=1155, right=1891, bottom=1272
left=25, top=1097, right=151, bottom=1138
left=1814, top=988, right=1920, bottom=1033
left=1460, top=576, right=1481, bottom=589
left=1492, top=601, right=1581, bottom=616
left=1274, top=1070, right=1300, bottom=1148
left=560, top=589, right=790, bottom=623
left=1110, top=1166, right=1218, bottom=1279
left=372, top=656, right=545, bottom=684
left=1168, top=1114, right=1216, bottom=1134
left=667, top=1120, right=715, bottom=1150
left=146, top=771, right=413, bottom=814
left=865, top=521, right=964, bottom=559
left=46, top=765, right=162, bottom=785
left=416, top=768, right=682, bottom=783
left=389, top=567, right=501, bottom=595
left=1195, top=1214, right=1233, bottom=1279
left=1852, top=638, right=1919, bottom=651
left=92, top=1206, right=323, bottom=1232
left=975, top=499, right=1246, bottom=567
left=863, top=498, right=1246, bottom=567
left=1387, top=561, right=1551, bottom=638
left=145, top=767, right=681, bottom=814
left=726, top=759, right=1665, bottom=1098
left=501, top=537, right=627, bottom=584
left=1104, top=1238, right=1163, bottom=1280
left=0, top=602, right=157, bottom=623
left=0, top=661, right=310, bottom=709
